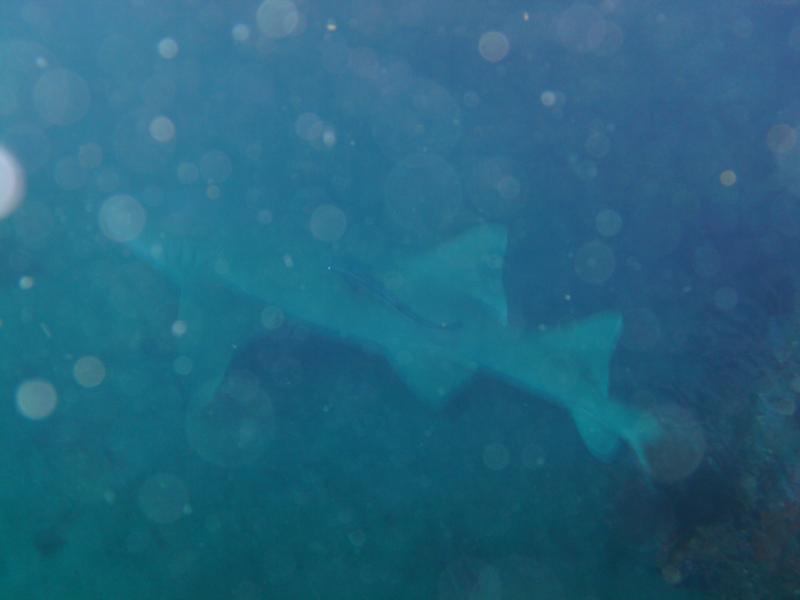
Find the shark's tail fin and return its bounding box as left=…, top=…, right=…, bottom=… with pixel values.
left=495, top=312, right=663, bottom=468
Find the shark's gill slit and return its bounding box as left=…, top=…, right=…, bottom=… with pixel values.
left=327, top=262, right=462, bottom=331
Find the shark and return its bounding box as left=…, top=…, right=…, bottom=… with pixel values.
left=125, top=208, right=664, bottom=473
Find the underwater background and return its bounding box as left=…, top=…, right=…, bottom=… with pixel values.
left=1, top=0, right=800, bottom=598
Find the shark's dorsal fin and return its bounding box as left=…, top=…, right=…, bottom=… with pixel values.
left=397, top=224, right=508, bottom=326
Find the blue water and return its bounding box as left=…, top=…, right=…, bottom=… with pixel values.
left=1, top=1, right=799, bottom=598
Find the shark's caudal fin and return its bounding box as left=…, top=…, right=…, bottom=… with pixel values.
left=493, top=312, right=662, bottom=464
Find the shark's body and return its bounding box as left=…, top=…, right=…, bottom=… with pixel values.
left=128, top=212, right=662, bottom=469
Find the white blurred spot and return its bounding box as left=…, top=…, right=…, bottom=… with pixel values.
left=78, top=143, right=103, bottom=169
left=177, top=162, right=199, bottom=184
left=714, top=286, right=738, bottom=311
left=138, top=473, right=189, bottom=524
left=232, top=24, right=251, bottom=43
left=467, top=156, right=525, bottom=218
left=719, top=169, right=737, bottom=187
left=693, top=245, right=720, bottom=279
left=585, top=130, right=611, bottom=158
left=157, top=37, right=179, bottom=59
left=171, top=320, right=187, bottom=337
left=767, top=123, right=797, bottom=154
left=185, top=371, right=276, bottom=468
left=99, top=194, right=146, bottom=242
left=257, top=209, right=273, bottom=224
left=295, top=112, right=323, bottom=141
left=33, top=68, right=90, bottom=126
left=18, top=275, right=34, bottom=290
left=199, top=150, right=232, bottom=183
left=322, top=126, right=337, bottom=148
left=348, top=529, right=366, bottom=548
left=73, top=356, right=106, bottom=388
left=496, top=175, right=520, bottom=200
left=173, top=356, right=193, bottom=376
left=149, top=116, right=175, bottom=143
left=16, top=379, right=58, bottom=420
left=621, top=308, right=661, bottom=351
left=310, top=204, right=347, bottom=242
left=574, top=240, right=615, bottom=284
left=482, top=442, right=510, bottom=471
left=257, top=0, right=300, bottom=39
left=54, top=155, right=87, bottom=190
left=260, top=306, right=285, bottom=330
left=384, top=153, right=462, bottom=239
left=595, top=208, right=622, bottom=237
left=540, top=90, right=557, bottom=107
left=478, top=31, right=510, bottom=63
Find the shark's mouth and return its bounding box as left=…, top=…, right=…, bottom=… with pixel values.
left=328, top=262, right=462, bottom=331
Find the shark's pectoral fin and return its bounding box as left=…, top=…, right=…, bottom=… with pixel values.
left=572, top=410, right=622, bottom=461
left=399, top=223, right=509, bottom=326
left=389, top=347, right=475, bottom=409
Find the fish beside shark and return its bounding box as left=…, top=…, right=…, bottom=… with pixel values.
left=125, top=212, right=665, bottom=475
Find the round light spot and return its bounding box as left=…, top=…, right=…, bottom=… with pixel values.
left=585, top=130, right=611, bottom=158
left=758, top=379, right=797, bottom=417
left=199, top=150, right=232, bottom=183
left=497, top=175, right=521, bottom=201
left=185, top=371, right=275, bottom=468
left=173, top=356, right=193, bottom=376
left=574, top=240, right=615, bottom=285
left=465, top=156, right=525, bottom=219
left=713, top=286, right=738, bottom=311
left=767, top=123, right=797, bottom=154
left=73, top=356, right=106, bottom=388
left=260, top=306, right=285, bottom=330
left=595, top=208, right=622, bottom=237
left=0, top=147, right=24, bottom=219
left=371, top=79, right=461, bottom=160
left=384, top=153, right=462, bottom=240
left=257, top=0, right=300, bottom=39
left=295, top=112, right=323, bottom=141
left=148, top=116, right=175, bottom=143
left=19, top=275, right=34, bottom=290
left=16, top=379, right=58, bottom=420
left=78, top=143, right=103, bottom=169
left=157, top=37, right=179, bottom=59
left=438, top=558, right=504, bottom=600
left=521, top=443, right=546, bottom=469
left=640, top=404, right=706, bottom=484
left=33, top=68, right=90, bottom=126
left=54, top=156, right=86, bottom=190
left=322, top=126, right=336, bottom=148
left=540, top=91, right=557, bottom=107
left=720, top=169, right=737, bottom=187
left=310, top=204, right=347, bottom=242
left=232, top=24, right=251, bottom=42
left=621, top=308, right=662, bottom=351
left=177, top=162, right=199, bottom=184
left=171, top=320, right=187, bottom=337
left=99, top=194, right=146, bottom=243
left=138, top=473, right=189, bottom=524
left=482, top=442, right=510, bottom=471
left=478, top=31, right=510, bottom=63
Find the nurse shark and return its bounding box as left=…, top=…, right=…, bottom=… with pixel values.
left=125, top=212, right=665, bottom=474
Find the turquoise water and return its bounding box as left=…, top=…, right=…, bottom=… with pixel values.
left=1, top=1, right=799, bottom=598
